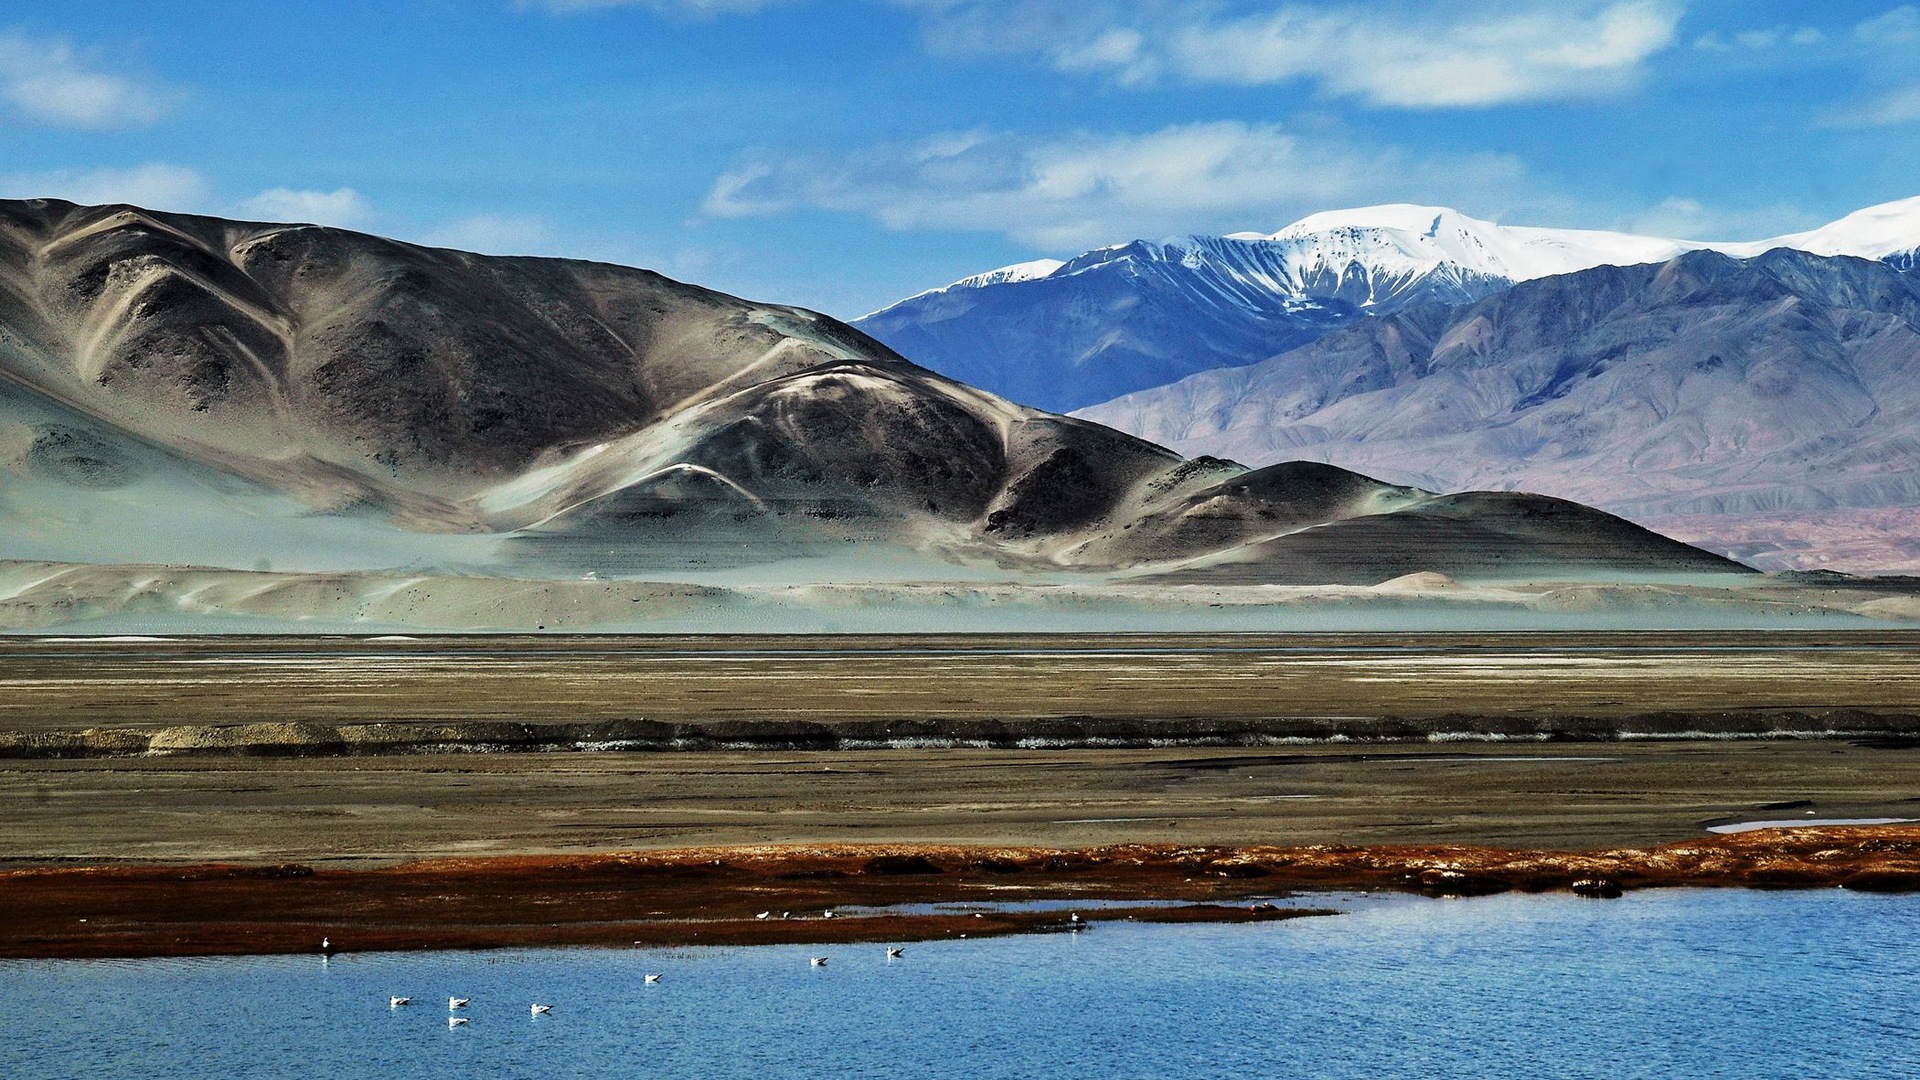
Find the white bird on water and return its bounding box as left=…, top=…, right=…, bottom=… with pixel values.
left=644, top=974, right=662, bottom=984
left=448, top=1017, right=469, bottom=1028
left=810, top=956, right=829, bottom=967
left=756, top=911, right=770, bottom=920
left=390, top=996, right=411, bottom=1008
left=531, top=1003, right=553, bottom=1015
left=449, top=997, right=470, bottom=1010
left=886, top=947, right=903, bottom=959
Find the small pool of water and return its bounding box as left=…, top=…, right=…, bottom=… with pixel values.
left=1707, top=817, right=1917, bottom=833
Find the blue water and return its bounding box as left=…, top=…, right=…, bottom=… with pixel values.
left=5, top=889, right=1917, bottom=1079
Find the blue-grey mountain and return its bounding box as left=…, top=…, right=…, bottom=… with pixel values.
left=1077, top=247, right=1920, bottom=572
left=855, top=198, right=1920, bottom=418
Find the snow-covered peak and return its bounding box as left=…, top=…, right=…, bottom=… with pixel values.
left=1262, top=204, right=1701, bottom=283
left=1265, top=203, right=1466, bottom=237
left=859, top=257, right=1064, bottom=318
left=953, top=258, right=1065, bottom=289
left=866, top=195, right=1920, bottom=323
left=1734, top=196, right=1920, bottom=261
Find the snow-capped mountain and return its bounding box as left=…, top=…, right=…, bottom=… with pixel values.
left=881, top=258, right=1066, bottom=307
left=1727, top=195, right=1920, bottom=265
left=855, top=198, right=1920, bottom=413
left=854, top=210, right=1518, bottom=414
left=1075, top=247, right=1920, bottom=573
left=1238, top=204, right=1703, bottom=284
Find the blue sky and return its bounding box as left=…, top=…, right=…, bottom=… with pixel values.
left=4, top=1, right=1918, bottom=317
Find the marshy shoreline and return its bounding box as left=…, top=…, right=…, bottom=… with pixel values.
left=7, top=830, right=1920, bottom=960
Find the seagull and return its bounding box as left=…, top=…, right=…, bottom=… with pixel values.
left=448, top=1017, right=469, bottom=1028
left=756, top=911, right=770, bottom=920
left=643, top=974, right=661, bottom=984
left=320, top=936, right=336, bottom=955
left=530, top=1003, right=553, bottom=1015
left=1069, top=913, right=1081, bottom=923
left=810, top=956, right=828, bottom=967
left=823, top=910, right=835, bottom=919
left=886, top=947, right=903, bottom=958
left=449, top=997, right=470, bottom=1010
left=390, top=996, right=411, bottom=1008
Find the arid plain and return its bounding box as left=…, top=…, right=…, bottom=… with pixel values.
left=5, top=631, right=1920, bottom=862
left=8, top=631, right=1920, bottom=957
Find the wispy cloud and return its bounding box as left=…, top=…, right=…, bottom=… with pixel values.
left=1798, top=8, right=1920, bottom=128
left=1169, top=1, right=1681, bottom=107
left=1855, top=5, right=1920, bottom=45
left=1821, top=85, right=1920, bottom=128
left=418, top=213, right=553, bottom=254
left=0, top=31, right=174, bottom=129
left=704, top=121, right=1528, bottom=249
left=0, top=163, right=208, bottom=208
left=238, top=187, right=376, bottom=229
left=1614, top=196, right=1820, bottom=240
left=1693, top=25, right=1825, bottom=51
left=899, top=0, right=1681, bottom=108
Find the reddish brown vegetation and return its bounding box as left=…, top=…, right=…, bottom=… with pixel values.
left=5, top=826, right=1917, bottom=959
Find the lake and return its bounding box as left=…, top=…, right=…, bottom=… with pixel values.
left=5, top=888, right=1916, bottom=1079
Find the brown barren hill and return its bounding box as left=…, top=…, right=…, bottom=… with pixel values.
left=0, top=198, right=1747, bottom=593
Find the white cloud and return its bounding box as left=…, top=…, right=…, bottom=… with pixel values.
left=418, top=214, right=554, bottom=254
left=703, top=121, right=1528, bottom=249
left=897, top=0, right=1680, bottom=108
left=238, top=187, right=376, bottom=229
left=1695, top=25, right=1826, bottom=50
left=1053, top=28, right=1150, bottom=83
left=0, top=163, right=209, bottom=209
left=1615, top=196, right=1819, bottom=240
left=0, top=32, right=172, bottom=129
left=1176, top=1, right=1678, bottom=107
left=1821, top=85, right=1920, bottom=128
left=1856, top=6, right=1920, bottom=44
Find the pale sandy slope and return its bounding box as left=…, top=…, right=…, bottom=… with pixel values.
left=0, top=557, right=1907, bottom=634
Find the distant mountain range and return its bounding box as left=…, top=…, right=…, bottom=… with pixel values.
left=854, top=198, right=1920, bottom=415
left=856, top=197, right=1920, bottom=571
left=1076, top=247, right=1920, bottom=571
left=0, top=198, right=1738, bottom=601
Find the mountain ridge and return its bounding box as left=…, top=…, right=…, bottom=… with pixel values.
left=854, top=197, right=1920, bottom=414
left=0, top=197, right=1743, bottom=595
left=1073, top=246, right=1920, bottom=571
